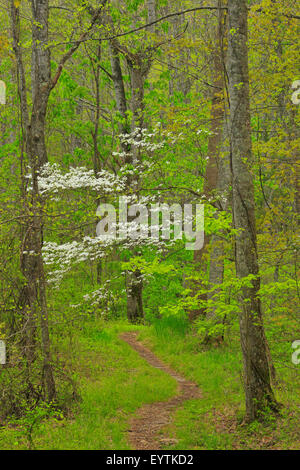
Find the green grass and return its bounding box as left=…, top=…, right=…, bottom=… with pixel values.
left=0, top=321, right=177, bottom=450
left=138, top=322, right=300, bottom=450
left=0, top=318, right=299, bottom=450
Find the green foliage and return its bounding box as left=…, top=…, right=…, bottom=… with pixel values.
left=0, top=0, right=299, bottom=450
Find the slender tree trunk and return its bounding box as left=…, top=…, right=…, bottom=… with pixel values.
left=206, top=2, right=231, bottom=332
left=146, top=0, right=156, bottom=32
left=109, top=42, right=146, bottom=323
left=124, top=57, right=150, bottom=323
left=109, top=41, right=130, bottom=141
left=207, top=122, right=231, bottom=326
left=189, top=4, right=226, bottom=322
left=90, top=43, right=103, bottom=285
left=227, top=0, right=279, bottom=421
left=167, top=2, right=191, bottom=99
left=109, top=3, right=154, bottom=323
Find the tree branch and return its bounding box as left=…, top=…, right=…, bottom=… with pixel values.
left=50, top=0, right=107, bottom=91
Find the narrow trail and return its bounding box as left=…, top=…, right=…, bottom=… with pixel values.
left=120, top=332, right=202, bottom=450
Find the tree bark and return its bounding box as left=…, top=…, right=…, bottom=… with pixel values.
left=11, top=0, right=56, bottom=401
left=146, top=0, right=156, bottom=33
left=109, top=41, right=130, bottom=140
left=207, top=122, right=231, bottom=327
left=227, top=0, right=279, bottom=421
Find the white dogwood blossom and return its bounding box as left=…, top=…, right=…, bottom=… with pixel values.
left=42, top=237, right=112, bottom=285
left=38, top=128, right=189, bottom=295
left=35, top=163, right=126, bottom=195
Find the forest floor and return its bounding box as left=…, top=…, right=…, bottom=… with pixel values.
left=0, top=319, right=299, bottom=450
left=120, top=331, right=201, bottom=449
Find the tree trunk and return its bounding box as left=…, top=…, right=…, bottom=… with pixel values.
left=11, top=0, right=106, bottom=399
left=188, top=3, right=226, bottom=322
left=124, top=58, right=150, bottom=323
left=207, top=122, right=231, bottom=327
left=109, top=39, right=152, bottom=323
left=126, top=269, right=144, bottom=324
left=109, top=41, right=130, bottom=141
left=227, top=0, right=279, bottom=421
left=11, top=0, right=56, bottom=401
left=146, top=0, right=156, bottom=32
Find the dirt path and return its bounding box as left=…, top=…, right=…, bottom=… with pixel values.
left=120, top=332, right=202, bottom=450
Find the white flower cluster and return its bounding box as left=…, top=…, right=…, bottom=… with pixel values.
left=196, top=129, right=212, bottom=136
left=37, top=126, right=183, bottom=291
left=69, top=279, right=120, bottom=312
left=42, top=228, right=173, bottom=286
left=113, top=125, right=185, bottom=161
left=42, top=237, right=113, bottom=285
left=36, top=163, right=126, bottom=195
left=82, top=280, right=116, bottom=308
left=112, top=127, right=165, bottom=162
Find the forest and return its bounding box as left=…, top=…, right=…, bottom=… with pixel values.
left=0, top=0, right=299, bottom=452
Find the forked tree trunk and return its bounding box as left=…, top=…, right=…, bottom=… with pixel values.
left=11, top=0, right=105, bottom=400
left=227, top=0, right=279, bottom=421
left=11, top=0, right=56, bottom=401
left=109, top=41, right=130, bottom=139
